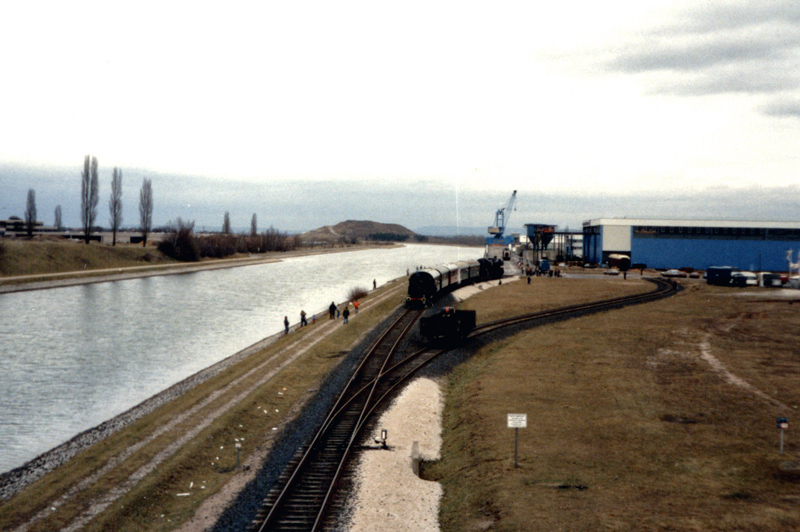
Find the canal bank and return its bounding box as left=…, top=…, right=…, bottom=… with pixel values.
left=0, top=274, right=412, bottom=532
left=0, top=243, right=482, bottom=475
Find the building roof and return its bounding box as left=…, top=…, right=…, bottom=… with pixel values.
left=582, top=218, right=800, bottom=229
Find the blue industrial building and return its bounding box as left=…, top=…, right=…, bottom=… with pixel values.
left=582, top=218, right=800, bottom=272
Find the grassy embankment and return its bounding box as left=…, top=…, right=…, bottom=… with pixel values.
left=428, top=275, right=800, bottom=531
left=0, top=276, right=410, bottom=532
left=0, top=239, right=178, bottom=278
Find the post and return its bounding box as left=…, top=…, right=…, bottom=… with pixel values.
left=507, top=413, right=527, bottom=468
left=777, top=417, right=789, bottom=454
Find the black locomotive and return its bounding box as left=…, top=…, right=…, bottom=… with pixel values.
left=419, top=307, right=477, bottom=342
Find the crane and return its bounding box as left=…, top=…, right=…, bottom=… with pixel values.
left=487, top=190, right=517, bottom=239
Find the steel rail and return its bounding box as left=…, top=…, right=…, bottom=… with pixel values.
left=310, top=309, right=421, bottom=531
left=249, top=277, right=677, bottom=531
left=350, top=278, right=678, bottom=446
left=252, top=308, right=422, bottom=532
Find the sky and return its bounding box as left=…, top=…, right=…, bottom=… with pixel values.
left=1, top=1, right=799, bottom=233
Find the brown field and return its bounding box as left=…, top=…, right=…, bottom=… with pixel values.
left=427, top=276, right=800, bottom=531
left=0, top=239, right=177, bottom=277
left=5, top=270, right=800, bottom=531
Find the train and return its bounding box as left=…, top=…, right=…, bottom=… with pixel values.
left=419, top=307, right=477, bottom=342
left=406, top=257, right=504, bottom=308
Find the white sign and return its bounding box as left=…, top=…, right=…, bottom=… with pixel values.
left=507, top=413, right=527, bottom=429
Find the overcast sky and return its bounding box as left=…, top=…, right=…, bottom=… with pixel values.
left=1, top=1, right=799, bottom=232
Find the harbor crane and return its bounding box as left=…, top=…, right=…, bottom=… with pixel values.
left=487, top=190, right=517, bottom=239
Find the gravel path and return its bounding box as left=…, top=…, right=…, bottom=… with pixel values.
left=342, top=377, right=444, bottom=532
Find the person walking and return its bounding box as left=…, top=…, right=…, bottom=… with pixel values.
left=354, top=300, right=359, bottom=314
left=329, top=301, right=336, bottom=319
left=342, top=306, right=350, bottom=324
left=284, top=316, right=289, bottom=335
left=373, top=279, right=377, bottom=290
left=300, top=310, right=307, bottom=326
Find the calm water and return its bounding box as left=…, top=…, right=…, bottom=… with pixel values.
left=0, top=244, right=481, bottom=473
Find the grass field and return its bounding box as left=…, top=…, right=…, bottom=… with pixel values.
left=427, top=276, right=800, bottom=531
left=0, top=239, right=176, bottom=277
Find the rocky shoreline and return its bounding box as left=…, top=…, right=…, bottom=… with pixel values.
left=0, top=328, right=286, bottom=501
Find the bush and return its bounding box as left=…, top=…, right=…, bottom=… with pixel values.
left=196, top=234, right=237, bottom=258
left=158, top=219, right=201, bottom=261
left=159, top=222, right=301, bottom=261
left=347, top=286, right=369, bottom=302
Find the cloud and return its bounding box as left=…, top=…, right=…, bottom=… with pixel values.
left=607, top=1, right=800, bottom=113
left=761, top=97, right=800, bottom=118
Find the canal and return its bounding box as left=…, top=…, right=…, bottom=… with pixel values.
left=0, top=244, right=482, bottom=473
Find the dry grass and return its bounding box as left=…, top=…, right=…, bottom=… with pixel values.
left=0, top=281, right=408, bottom=532
left=426, top=277, right=800, bottom=531
left=0, top=240, right=176, bottom=277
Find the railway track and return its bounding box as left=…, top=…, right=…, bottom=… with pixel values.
left=250, top=308, right=422, bottom=531
left=248, top=277, right=677, bottom=532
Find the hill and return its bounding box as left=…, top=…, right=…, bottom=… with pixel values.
left=301, top=220, right=420, bottom=244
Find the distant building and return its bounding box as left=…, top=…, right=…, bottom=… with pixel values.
left=0, top=217, right=64, bottom=238
left=523, top=224, right=583, bottom=263
left=583, top=218, right=800, bottom=272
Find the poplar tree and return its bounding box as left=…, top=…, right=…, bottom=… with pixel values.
left=80, top=155, right=99, bottom=244
left=109, top=167, right=123, bottom=246
left=139, top=178, right=153, bottom=247
left=25, top=188, right=36, bottom=238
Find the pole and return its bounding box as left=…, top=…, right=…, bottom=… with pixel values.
left=781, top=429, right=785, bottom=454
left=514, top=428, right=519, bottom=468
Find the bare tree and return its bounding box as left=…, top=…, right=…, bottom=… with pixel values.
left=250, top=213, right=257, bottom=237
left=222, top=211, right=231, bottom=234
left=108, top=167, right=123, bottom=246
left=80, top=155, right=99, bottom=244
left=139, top=178, right=153, bottom=247
left=54, top=205, right=63, bottom=231
left=25, top=188, right=36, bottom=238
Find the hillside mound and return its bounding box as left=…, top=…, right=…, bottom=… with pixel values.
left=302, top=220, right=419, bottom=244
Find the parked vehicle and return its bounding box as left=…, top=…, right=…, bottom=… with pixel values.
left=731, top=271, right=757, bottom=286
left=661, top=269, right=688, bottom=278
left=706, top=266, right=734, bottom=286
left=604, top=268, right=620, bottom=276
left=607, top=254, right=631, bottom=271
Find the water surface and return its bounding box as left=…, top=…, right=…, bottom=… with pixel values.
left=0, top=244, right=481, bottom=473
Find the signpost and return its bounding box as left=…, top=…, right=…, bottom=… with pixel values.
left=507, top=413, right=527, bottom=468
left=777, top=417, right=789, bottom=454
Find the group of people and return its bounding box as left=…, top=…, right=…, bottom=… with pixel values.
left=522, top=263, right=563, bottom=284
left=327, top=301, right=352, bottom=323
left=283, top=279, right=378, bottom=334
left=283, top=300, right=361, bottom=334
